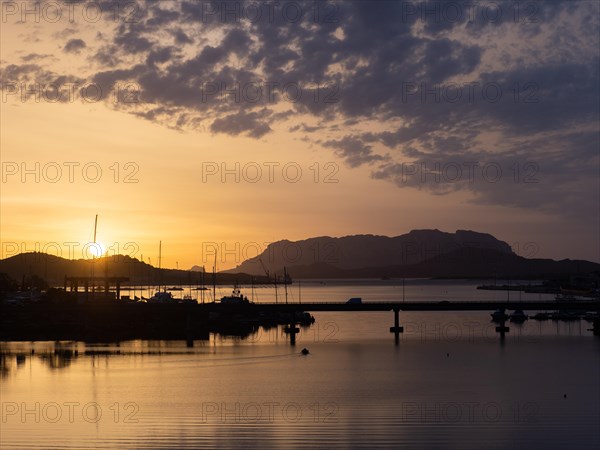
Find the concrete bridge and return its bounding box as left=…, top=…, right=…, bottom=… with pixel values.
left=201, top=299, right=600, bottom=344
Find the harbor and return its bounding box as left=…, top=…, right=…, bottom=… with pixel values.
left=2, top=279, right=599, bottom=450
left=2, top=283, right=599, bottom=343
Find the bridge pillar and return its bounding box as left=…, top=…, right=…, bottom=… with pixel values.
left=284, top=319, right=300, bottom=346
left=390, top=307, right=404, bottom=343
left=495, top=320, right=509, bottom=339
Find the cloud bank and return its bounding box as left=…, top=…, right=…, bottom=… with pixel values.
left=1, top=0, right=598, bottom=219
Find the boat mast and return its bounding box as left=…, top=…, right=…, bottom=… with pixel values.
left=158, top=240, right=162, bottom=292
left=93, top=214, right=98, bottom=244
left=91, top=214, right=98, bottom=294
left=284, top=266, right=288, bottom=304
left=147, top=256, right=152, bottom=298
left=139, top=259, right=143, bottom=299
left=201, top=265, right=205, bottom=304
left=212, top=253, right=217, bottom=302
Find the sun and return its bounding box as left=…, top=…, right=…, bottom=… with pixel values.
left=87, top=241, right=106, bottom=258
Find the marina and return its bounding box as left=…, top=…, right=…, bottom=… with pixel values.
left=2, top=280, right=599, bottom=449
left=3, top=278, right=599, bottom=343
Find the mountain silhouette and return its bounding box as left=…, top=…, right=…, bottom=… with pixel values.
left=225, top=230, right=598, bottom=279
left=2, top=230, right=598, bottom=284
left=0, top=253, right=266, bottom=287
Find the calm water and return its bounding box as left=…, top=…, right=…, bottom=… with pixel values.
left=124, top=278, right=556, bottom=303
left=2, top=281, right=599, bottom=449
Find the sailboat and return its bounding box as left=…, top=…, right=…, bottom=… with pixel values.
left=148, top=241, right=175, bottom=303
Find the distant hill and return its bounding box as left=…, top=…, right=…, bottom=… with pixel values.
left=3, top=230, right=598, bottom=285
left=274, top=248, right=600, bottom=279
left=0, top=253, right=267, bottom=287
left=225, top=230, right=600, bottom=279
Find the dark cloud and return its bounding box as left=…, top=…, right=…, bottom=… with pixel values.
left=210, top=109, right=273, bottom=138
left=323, top=136, right=387, bottom=167
left=146, top=47, right=177, bottom=66
left=0, top=63, right=85, bottom=102
left=221, top=28, right=252, bottom=55
left=289, top=123, right=320, bottom=133
left=93, top=45, right=122, bottom=68
left=171, top=28, right=194, bottom=45
left=4, top=0, right=599, bottom=221
left=146, top=7, right=180, bottom=27
left=63, top=39, right=86, bottom=54
left=52, top=26, right=79, bottom=40
left=114, top=31, right=152, bottom=54
left=422, top=38, right=482, bottom=83
left=20, top=53, right=52, bottom=62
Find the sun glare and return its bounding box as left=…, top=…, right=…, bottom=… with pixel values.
left=87, top=241, right=106, bottom=258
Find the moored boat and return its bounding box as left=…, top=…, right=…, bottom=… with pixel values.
left=491, top=308, right=509, bottom=322
left=147, top=291, right=175, bottom=303
left=220, top=285, right=251, bottom=304
left=509, top=310, right=528, bottom=322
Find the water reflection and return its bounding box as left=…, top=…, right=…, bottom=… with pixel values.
left=38, top=348, right=78, bottom=370
left=1, top=332, right=599, bottom=449
left=0, top=322, right=312, bottom=376
left=2, top=282, right=598, bottom=449
left=0, top=311, right=596, bottom=378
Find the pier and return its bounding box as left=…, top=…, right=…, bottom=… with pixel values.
left=64, top=276, right=129, bottom=300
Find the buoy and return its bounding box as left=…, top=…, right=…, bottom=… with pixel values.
left=301, top=348, right=309, bottom=355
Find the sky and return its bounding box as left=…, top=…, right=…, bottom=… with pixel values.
left=1, top=0, right=599, bottom=270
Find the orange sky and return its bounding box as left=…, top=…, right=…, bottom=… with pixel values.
left=1, top=1, right=598, bottom=269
